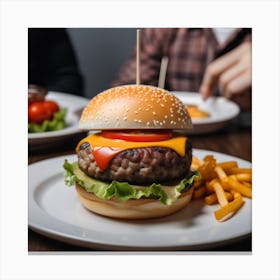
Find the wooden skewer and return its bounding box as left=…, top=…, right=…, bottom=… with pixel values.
left=158, top=56, right=169, bottom=88
left=136, top=29, right=141, bottom=85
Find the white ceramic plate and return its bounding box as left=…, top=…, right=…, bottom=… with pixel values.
left=172, top=92, right=240, bottom=134
left=28, top=149, right=251, bottom=250
left=28, top=92, right=89, bottom=148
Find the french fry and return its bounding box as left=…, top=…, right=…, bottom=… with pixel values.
left=217, top=161, right=238, bottom=171
left=224, top=177, right=252, bottom=198
left=230, top=190, right=242, bottom=199
left=214, top=166, right=227, bottom=180
left=192, top=153, right=252, bottom=222
left=212, top=180, right=228, bottom=206
left=204, top=192, right=234, bottom=205
left=192, top=156, right=201, bottom=164
left=206, top=178, right=230, bottom=193
left=204, top=193, right=217, bottom=204
left=242, top=181, right=252, bottom=188
left=193, top=179, right=203, bottom=189
left=193, top=186, right=207, bottom=199
left=191, top=156, right=202, bottom=170
left=205, top=180, right=214, bottom=192
left=223, top=191, right=234, bottom=201
left=197, top=155, right=217, bottom=180
left=214, top=196, right=244, bottom=221
left=219, top=179, right=231, bottom=191
left=227, top=167, right=252, bottom=175
left=230, top=173, right=252, bottom=182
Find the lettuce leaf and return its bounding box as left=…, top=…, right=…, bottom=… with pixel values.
left=63, top=160, right=200, bottom=205
left=28, top=108, right=67, bottom=133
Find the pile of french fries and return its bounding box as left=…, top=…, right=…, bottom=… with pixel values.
left=191, top=155, right=252, bottom=222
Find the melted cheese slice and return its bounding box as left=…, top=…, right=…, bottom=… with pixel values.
left=76, top=133, right=187, bottom=171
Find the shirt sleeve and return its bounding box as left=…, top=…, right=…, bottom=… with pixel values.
left=112, top=28, right=177, bottom=87
left=28, top=28, right=84, bottom=96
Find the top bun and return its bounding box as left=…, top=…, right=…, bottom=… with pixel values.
left=79, top=84, right=192, bottom=130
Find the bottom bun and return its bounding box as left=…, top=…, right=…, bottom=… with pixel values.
left=75, top=184, right=194, bottom=219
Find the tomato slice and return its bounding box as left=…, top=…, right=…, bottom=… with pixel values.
left=101, top=130, right=173, bottom=142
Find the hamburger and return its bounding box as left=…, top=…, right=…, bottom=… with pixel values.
left=63, top=85, right=199, bottom=219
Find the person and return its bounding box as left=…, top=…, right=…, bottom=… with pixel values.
left=28, top=28, right=84, bottom=96
left=112, top=28, right=252, bottom=111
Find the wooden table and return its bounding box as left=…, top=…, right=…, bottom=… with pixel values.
left=28, top=124, right=252, bottom=252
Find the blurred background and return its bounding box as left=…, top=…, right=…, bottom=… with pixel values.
left=28, top=27, right=251, bottom=126
left=67, top=28, right=136, bottom=98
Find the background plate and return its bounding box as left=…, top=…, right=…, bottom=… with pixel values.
left=28, top=149, right=252, bottom=251
left=172, top=91, right=240, bottom=134
left=28, top=92, right=89, bottom=149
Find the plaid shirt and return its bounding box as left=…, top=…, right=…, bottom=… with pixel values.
left=112, top=28, right=251, bottom=94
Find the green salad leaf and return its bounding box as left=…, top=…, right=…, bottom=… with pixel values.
left=28, top=108, right=67, bottom=133
left=63, top=160, right=200, bottom=205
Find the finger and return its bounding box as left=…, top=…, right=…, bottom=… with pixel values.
left=219, top=62, right=248, bottom=95
left=224, top=71, right=252, bottom=98
left=200, top=63, right=223, bottom=99
left=200, top=43, right=250, bottom=99
left=200, top=55, right=239, bottom=99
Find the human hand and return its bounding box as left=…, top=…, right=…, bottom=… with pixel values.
left=199, top=42, right=252, bottom=111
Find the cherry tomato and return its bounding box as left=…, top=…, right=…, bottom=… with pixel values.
left=43, top=100, right=59, bottom=113
left=101, top=130, right=173, bottom=142
left=28, top=102, right=52, bottom=124
left=28, top=100, right=60, bottom=124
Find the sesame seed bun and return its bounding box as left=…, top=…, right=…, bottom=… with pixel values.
left=75, top=184, right=194, bottom=219
left=79, top=84, right=192, bottom=130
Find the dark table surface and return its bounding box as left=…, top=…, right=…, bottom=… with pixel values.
left=28, top=123, right=252, bottom=252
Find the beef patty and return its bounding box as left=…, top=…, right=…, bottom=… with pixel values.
left=77, top=141, right=192, bottom=185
